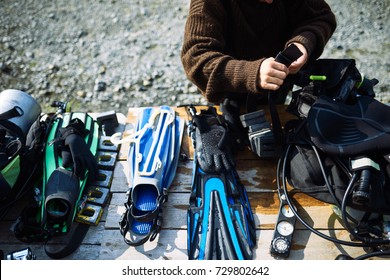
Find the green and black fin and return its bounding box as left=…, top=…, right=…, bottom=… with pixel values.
left=41, top=112, right=99, bottom=234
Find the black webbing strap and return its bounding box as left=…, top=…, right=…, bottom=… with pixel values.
left=0, top=106, right=23, bottom=121
left=0, top=107, right=25, bottom=141
left=119, top=206, right=163, bottom=247
left=119, top=190, right=167, bottom=247
left=267, top=91, right=283, bottom=145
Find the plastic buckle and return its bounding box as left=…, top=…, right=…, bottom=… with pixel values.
left=88, top=169, right=113, bottom=188
left=249, top=129, right=280, bottom=158
left=75, top=203, right=104, bottom=226
left=85, top=186, right=110, bottom=206
left=97, top=151, right=118, bottom=170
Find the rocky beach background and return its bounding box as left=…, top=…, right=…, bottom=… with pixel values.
left=0, top=0, right=389, bottom=114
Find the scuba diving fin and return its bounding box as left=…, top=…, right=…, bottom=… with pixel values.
left=188, top=162, right=256, bottom=259
left=41, top=111, right=99, bottom=235
left=114, top=105, right=185, bottom=246
left=186, top=106, right=256, bottom=260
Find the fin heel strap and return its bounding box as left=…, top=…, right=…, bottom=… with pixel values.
left=119, top=206, right=163, bottom=246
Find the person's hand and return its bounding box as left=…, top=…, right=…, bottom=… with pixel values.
left=259, top=43, right=308, bottom=90
left=259, top=57, right=289, bottom=91
left=288, top=43, right=308, bottom=74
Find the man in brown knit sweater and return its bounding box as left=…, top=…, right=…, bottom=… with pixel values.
left=181, top=0, right=337, bottom=105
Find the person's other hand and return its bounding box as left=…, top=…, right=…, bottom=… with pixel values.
left=288, top=43, right=308, bottom=74
left=259, top=57, right=289, bottom=91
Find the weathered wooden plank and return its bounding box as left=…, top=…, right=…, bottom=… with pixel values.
left=118, top=136, right=130, bottom=160
left=110, top=161, right=130, bottom=192
left=109, top=158, right=282, bottom=194
left=107, top=184, right=331, bottom=210
left=99, top=228, right=372, bottom=260
left=106, top=192, right=346, bottom=230
left=2, top=229, right=370, bottom=260
left=99, top=228, right=188, bottom=260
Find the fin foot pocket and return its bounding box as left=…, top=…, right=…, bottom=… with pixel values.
left=133, top=184, right=158, bottom=212
left=43, top=168, right=79, bottom=229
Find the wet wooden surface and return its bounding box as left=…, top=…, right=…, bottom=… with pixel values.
left=0, top=106, right=373, bottom=260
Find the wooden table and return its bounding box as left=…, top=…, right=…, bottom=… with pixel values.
left=0, top=106, right=374, bottom=260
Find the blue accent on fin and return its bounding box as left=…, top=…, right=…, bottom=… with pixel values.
left=121, top=106, right=185, bottom=246
left=187, top=164, right=256, bottom=260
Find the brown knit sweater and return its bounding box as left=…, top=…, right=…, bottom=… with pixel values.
left=181, top=0, right=337, bottom=103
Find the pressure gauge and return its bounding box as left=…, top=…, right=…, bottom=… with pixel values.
left=270, top=200, right=297, bottom=259
left=271, top=237, right=291, bottom=256
left=281, top=204, right=294, bottom=218
left=276, top=220, right=294, bottom=236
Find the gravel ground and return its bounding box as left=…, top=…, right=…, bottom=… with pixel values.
left=0, top=0, right=389, bottom=114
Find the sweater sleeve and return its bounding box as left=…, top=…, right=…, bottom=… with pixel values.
left=180, top=0, right=337, bottom=103
left=284, top=0, right=337, bottom=62
left=181, top=0, right=263, bottom=103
